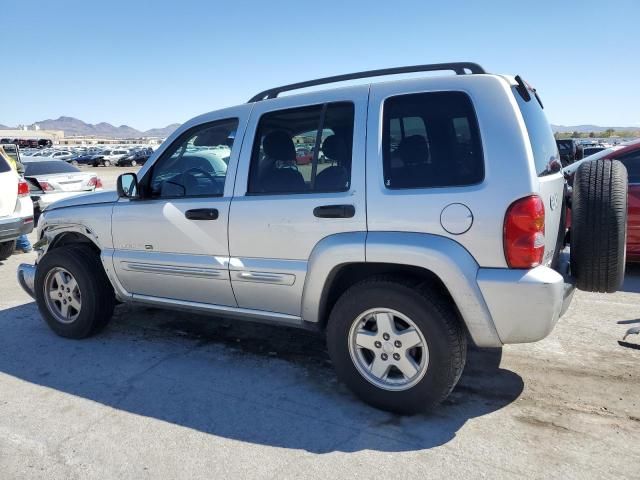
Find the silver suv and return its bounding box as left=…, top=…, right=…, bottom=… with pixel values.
left=17, top=63, right=627, bottom=413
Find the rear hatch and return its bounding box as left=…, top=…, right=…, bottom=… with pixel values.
left=0, top=155, right=17, bottom=218
left=512, top=82, right=565, bottom=268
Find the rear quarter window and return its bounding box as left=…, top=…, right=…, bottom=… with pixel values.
left=382, top=91, right=484, bottom=189
left=0, top=155, right=10, bottom=173
left=513, top=87, right=560, bottom=176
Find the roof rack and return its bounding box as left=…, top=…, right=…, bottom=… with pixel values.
left=248, top=62, right=487, bottom=103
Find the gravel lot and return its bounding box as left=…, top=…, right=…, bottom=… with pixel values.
left=0, top=170, right=639, bottom=479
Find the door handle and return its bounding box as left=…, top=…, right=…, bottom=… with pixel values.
left=185, top=208, right=219, bottom=220
left=313, top=204, right=355, bottom=218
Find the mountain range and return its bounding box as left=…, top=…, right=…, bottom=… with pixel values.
left=551, top=124, right=640, bottom=133
left=0, top=116, right=180, bottom=139
left=2, top=117, right=638, bottom=138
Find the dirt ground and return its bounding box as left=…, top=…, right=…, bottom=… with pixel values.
left=0, top=172, right=638, bottom=479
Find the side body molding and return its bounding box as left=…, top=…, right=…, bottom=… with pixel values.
left=301, top=232, right=366, bottom=323
left=366, top=232, right=502, bottom=348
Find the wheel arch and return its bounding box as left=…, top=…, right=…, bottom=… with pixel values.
left=302, top=231, right=503, bottom=348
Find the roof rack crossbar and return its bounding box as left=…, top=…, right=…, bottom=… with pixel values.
left=248, top=62, right=486, bottom=102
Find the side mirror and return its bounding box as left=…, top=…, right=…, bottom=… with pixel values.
left=117, top=173, right=139, bottom=198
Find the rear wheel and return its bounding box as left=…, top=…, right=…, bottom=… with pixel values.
left=103, top=160, right=111, bottom=167
left=0, top=241, right=15, bottom=261
left=130, top=160, right=137, bottom=167
left=35, top=245, right=115, bottom=338
left=326, top=277, right=466, bottom=414
left=571, top=159, right=628, bottom=292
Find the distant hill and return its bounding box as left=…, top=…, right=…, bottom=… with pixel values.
left=551, top=124, right=640, bottom=133
left=0, top=116, right=180, bottom=138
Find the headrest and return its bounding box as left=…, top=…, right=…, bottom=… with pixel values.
left=322, top=135, right=349, bottom=164
left=263, top=131, right=295, bottom=162
left=193, top=127, right=232, bottom=147
left=397, top=135, right=429, bottom=165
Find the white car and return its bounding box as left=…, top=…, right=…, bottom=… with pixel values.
left=99, top=149, right=130, bottom=166
left=23, top=158, right=103, bottom=215
left=0, top=153, right=34, bottom=260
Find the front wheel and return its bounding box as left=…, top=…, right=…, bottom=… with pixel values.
left=103, top=160, right=111, bottom=167
left=35, top=245, right=115, bottom=338
left=326, top=276, right=466, bottom=414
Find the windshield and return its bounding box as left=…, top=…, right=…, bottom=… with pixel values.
left=24, top=161, right=80, bottom=176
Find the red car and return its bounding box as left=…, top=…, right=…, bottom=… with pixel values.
left=566, top=140, right=640, bottom=261
left=295, top=148, right=313, bottom=165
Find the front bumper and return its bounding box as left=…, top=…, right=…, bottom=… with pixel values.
left=0, top=216, right=34, bottom=242
left=17, top=263, right=36, bottom=298
left=477, top=255, right=575, bottom=344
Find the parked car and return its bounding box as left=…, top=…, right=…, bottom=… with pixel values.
left=68, top=152, right=105, bottom=166
left=116, top=149, right=151, bottom=167
left=98, top=149, right=129, bottom=166
left=0, top=148, right=34, bottom=260
left=48, top=150, right=75, bottom=162
left=22, top=159, right=102, bottom=219
left=17, top=63, right=627, bottom=414
left=556, top=138, right=584, bottom=166
left=565, top=140, right=640, bottom=261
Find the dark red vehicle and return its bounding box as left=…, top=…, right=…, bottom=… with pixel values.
left=295, top=148, right=313, bottom=165
left=566, top=140, right=640, bottom=261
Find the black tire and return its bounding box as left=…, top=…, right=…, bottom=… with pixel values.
left=326, top=276, right=466, bottom=414
left=103, top=160, right=111, bottom=167
left=571, top=159, right=628, bottom=293
left=130, top=160, right=137, bottom=167
left=35, top=245, right=115, bottom=338
left=0, top=240, right=15, bottom=261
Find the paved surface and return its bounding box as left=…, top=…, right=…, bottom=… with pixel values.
left=1, top=179, right=639, bottom=478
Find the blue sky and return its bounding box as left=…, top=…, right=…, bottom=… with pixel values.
left=3, top=0, right=639, bottom=130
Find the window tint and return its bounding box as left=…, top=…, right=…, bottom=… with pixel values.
left=24, top=161, right=79, bottom=176
left=248, top=102, right=354, bottom=194
left=382, top=91, right=484, bottom=189
left=513, top=87, right=560, bottom=176
left=619, top=151, right=640, bottom=184
left=148, top=119, right=237, bottom=198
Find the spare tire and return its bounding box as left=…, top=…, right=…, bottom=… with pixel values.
left=571, top=159, right=627, bottom=292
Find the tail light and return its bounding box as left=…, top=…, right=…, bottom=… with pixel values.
left=38, top=181, right=54, bottom=192
left=88, top=176, right=102, bottom=188
left=503, top=195, right=545, bottom=268
left=17, top=179, right=30, bottom=197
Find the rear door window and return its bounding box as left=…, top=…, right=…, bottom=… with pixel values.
left=248, top=102, right=355, bottom=194
left=513, top=87, right=560, bottom=176
left=382, top=91, right=484, bottom=189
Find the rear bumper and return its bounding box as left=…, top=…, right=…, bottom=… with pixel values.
left=0, top=216, right=34, bottom=242
left=17, top=263, right=36, bottom=298
left=477, top=255, right=575, bottom=344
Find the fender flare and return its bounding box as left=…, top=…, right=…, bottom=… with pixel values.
left=302, top=231, right=502, bottom=348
